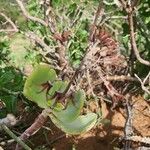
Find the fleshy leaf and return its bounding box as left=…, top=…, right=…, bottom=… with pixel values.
left=48, top=80, right=68, bottom=97
left=49, top=113, right=97, bottom=135
left=52, top=90, right=85, bottom=122
left=23, top=64, right=57, bottom=108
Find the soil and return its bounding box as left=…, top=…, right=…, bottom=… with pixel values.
left=1, top=96, right=150, bottom=150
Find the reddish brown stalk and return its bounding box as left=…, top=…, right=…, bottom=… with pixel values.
left=15, top=112, right=48, bottom=150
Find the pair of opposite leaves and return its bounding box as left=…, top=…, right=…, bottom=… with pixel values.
left=23, top=64, right=97, bottom=134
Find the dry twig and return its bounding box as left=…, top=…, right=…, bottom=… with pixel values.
left=124, top=98, right=133, bottom=150
left=135, top=72, right=150, bottom=95
left=125, top=136, right=150, bottom=145
left=119, top=0, right=150, bottom=66
left=15, top=0, right=48, bottom=27
left=2, top=125, right=31, bottom=150
left=15, top=109, right=49, bottom=150
left=128, top=8, right=150, bottom=66
left=24, top=32, right=54, bottom=53
left=0, top=13, right=18, bottom=32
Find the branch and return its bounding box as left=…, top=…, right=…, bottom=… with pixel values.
left=135, top=72, right=150, bottom=95
left=97, top=69, right=125, bottom=108
left=1, top=125, right=31, bottom=150
left=24, top=32, right=54, bottom=53
left=123, top=3, right=150, bottom=66
left=124, top=98, right=133, bottom=150
left=0, top=115, right=30, bottom=149
left=0, top=13, right=18, bottom=32
left=125, top=136, right=150, bottom=145
left=15, top=109, right=48, bottom=150
left=106, top=75, right=139, bottom=82
left=118, top=0, right=126, bottom=9
left=40, top=1, right=57, bottom=33
left=15, top=0, right=48, bottom=27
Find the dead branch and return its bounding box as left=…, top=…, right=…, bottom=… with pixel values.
left=93, top=1, right=104, bottom=25
left=24, top=32, right=54, bottom=53
left=119, top=1, right=150, bottom=66
left=97, top=69, right=125, bottom=107
left=118, top=0, right=126, bottom=9
left=15, top=0, right=48, bottom=27
left=106, top=75, right=139, bottom=82
left=124, top=98, right=133, bottom=150
left=40, top=0, right=57, bottom=33
left=89, top=1, right=104, bottom=42
left=128, top=9, right=150, bottom=66
left=135, top=72, right=150, bottom=95
left=125, top=136, right=150, bottom=145
left=15, top=109, right=49, bottom=150
left=0, top=13, right=18, bottom=32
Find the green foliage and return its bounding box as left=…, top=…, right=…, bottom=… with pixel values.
left=144, top=92, right=150, bottom=100
left=26, top=0, right=49, bottom=36
left=0, top=0, right=27, bottom=30
left=69, top=26, right=88, bottom=68
left=0, top=67, right=24, bottom=118
left=0, top=0, right=19, bottom=21
left=0, top=34, right=38, bottom=118
left=0, top=36, right=10, bottom=66
left=9, top=34, right=36, bottom=68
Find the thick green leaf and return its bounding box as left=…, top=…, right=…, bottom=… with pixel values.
left=52, top=90, right=85, bottom=122
left=48, top=80, right=68, bottom=97
left=49, top=113, right=97, bottom=135
left=23, top=64, right=57, bottom=108
left=48, top=90, right=97, bottom=134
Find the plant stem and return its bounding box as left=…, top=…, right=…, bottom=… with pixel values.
left=1, top=124, right=32, bottom=150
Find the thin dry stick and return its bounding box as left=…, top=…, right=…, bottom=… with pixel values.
left=1, top=125, right=31, bottom=150
left=93, top=1, right=104, bottom=25
left=125, top=136, right=150, bottom=145
left=42, top=0, right=57, bottom=33
left=24, top=32, right=54, bottom=53
left=89, top=1, right=104, bottom=41
left=135, top=72, right=150, bottom=95
left=0, top=13, right=18, bottom=32
left=127, top=4, right=150, bottom=66
left=15, top=0, right=48, bottom=27
left=106, top=75, right=139, bottom=82
left=118, top=0, right=126, bottom=9
left=96, top=68, right=125, bottom=110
